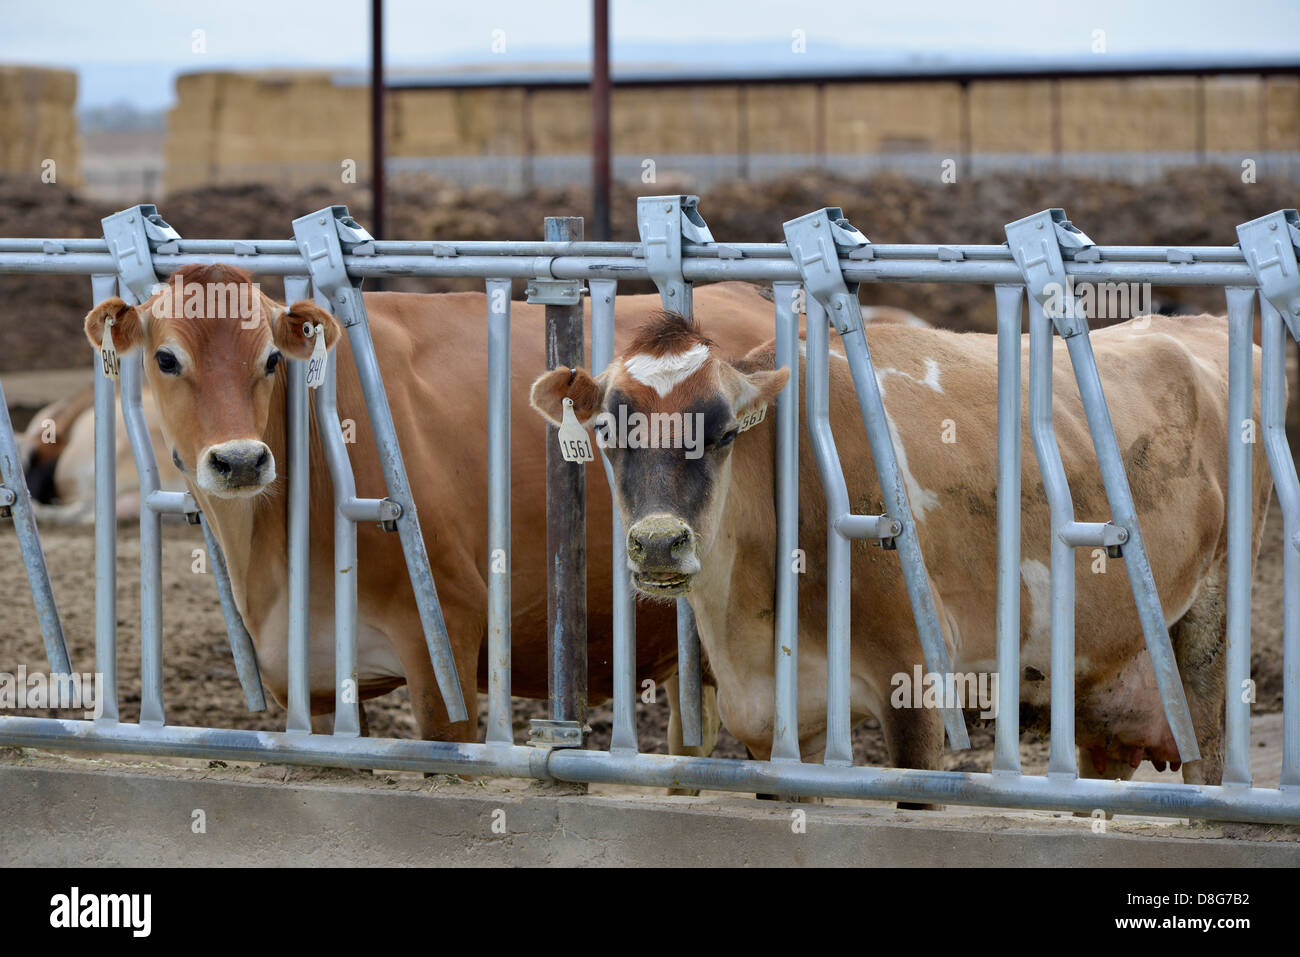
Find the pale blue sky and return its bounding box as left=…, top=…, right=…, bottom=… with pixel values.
left=2, top=0, right=1298, bottom=108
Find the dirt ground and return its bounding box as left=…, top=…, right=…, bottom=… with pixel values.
left=0, top=488, right=1288, bottom=779
left=4, top=167, right=1300, bottom=372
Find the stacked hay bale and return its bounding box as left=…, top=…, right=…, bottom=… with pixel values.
left=0, top=65, right=80, bottom=187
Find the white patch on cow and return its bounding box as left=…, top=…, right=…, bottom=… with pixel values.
left=1020, top=559, right=1051, bottom=640
left=875, top=358, right=944, bottom=395
left=623, top=343, right=710, bottom=397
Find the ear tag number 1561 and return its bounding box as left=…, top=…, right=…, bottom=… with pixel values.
left=558, top=397, right=593, bottom=463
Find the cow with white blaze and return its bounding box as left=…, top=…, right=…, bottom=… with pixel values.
left=530, top=307, right=1274, bottom=784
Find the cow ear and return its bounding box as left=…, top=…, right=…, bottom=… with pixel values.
left=84, top=298, right=145, bottom=354
left=529, top=366, right=605, bottom=427
left=272, top=300, right=343, bottom=360
left=734, top=367, right=789, bottom=418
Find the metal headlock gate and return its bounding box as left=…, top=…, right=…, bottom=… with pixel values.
left=0, top=196, right=1297, bottom=825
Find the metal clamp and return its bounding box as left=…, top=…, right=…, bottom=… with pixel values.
left=1005, top=208, right=1095, bottom=339
left=1237, top=209, right=1300, bottom=341
left=527, top=718, right=585, bottom=749
left=525, top=266, right=583, bottom=306
left=101, top=205, right=180, bottom=302
left=0, top=485, right=14, bottom=517
left=782, top=208, right=870, bottom=335
left=291, top=206, right=372, bottom=326
left=637, top=195, right=715, bottom=316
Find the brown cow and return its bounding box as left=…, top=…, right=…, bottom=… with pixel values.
left=530, top=309, right=1274, bottom=785
left=83, top=267, right=775, bottom=751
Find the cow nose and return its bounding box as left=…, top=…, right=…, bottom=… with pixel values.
left=202, top=441, right=273, bottom=491
left=626, top=515, right=698, bottom=570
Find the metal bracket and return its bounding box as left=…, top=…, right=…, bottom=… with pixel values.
left=636, top=195, right=715, bottom=316
left=291, top=206, right=372, bottom=326
left=1005, top=208, right=1095, bottom=339
left=527, top=718, right=585, bottom=749
left=0, top=485, right=14, bottom=517
left=782, top=208, right=870, bottom=335
left=1237, top=209, right=1300, bottom=341
left=101, top=205, right=181, bottom=302
left=526, top=275, right=583, bottom=306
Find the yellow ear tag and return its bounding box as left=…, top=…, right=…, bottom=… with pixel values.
left=304, top=322, right=327, bottom=389
left=99, top=316, right=120, bottom=380
left=557, top=397, right=594, bottom=463
left=737, top=404, right=767, bottom=432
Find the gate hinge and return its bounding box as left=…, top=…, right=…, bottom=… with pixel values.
left=101, top=205, right=182, bottom=303
left=637, top=195, right=715, bottom=318
left=782, top=208, right=870, bottom=335
left=1237, top=209, right=1300, bottom=342
left=292, top=206, right=372, bottom=327
left=1005, top=208, right=1095, bottom=339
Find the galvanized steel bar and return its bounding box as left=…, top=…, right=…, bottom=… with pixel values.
left=993, top=284, right=1024, bottom=774
left=91, top=273, right=119, bottom=721
left=2, top=714, right=1299, bottom=825
left=589, top=278, right=638, bottom=753
left=199, top=516, right=266, bottom=713
left=1259, top=298, right=1300, bottom=787
left=0, top=383, right=72, bottom=678
left=804, top=295, right=853, bottom=765
left=771, top=280, right=802, bottom=763
left=1027, top=297, right=1077, bottom=778
left=675, top=602, right=703, bottom=749
left=119, top=348, right=164, bottom=726
left=291, top=208, right=467, bottom=724
left=485, top=278, right=514, bottom=746
left=284, top=275, right=313, bottom=734
left=1222, top=286, right=1257, bottom=786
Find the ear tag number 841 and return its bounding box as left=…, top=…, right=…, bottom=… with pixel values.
left=303, top=322, right=327, bottom=390
left=558, top=397, right=593, bottom=463
left=100, top=316, right=120, bottom=380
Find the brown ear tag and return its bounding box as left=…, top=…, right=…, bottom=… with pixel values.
left=303, top=322, right=327, bottom=390
left=737, top=404, right=767, bottom=432
left=557, top=397, right=594, bottom=463
left=99, top=316, right=120, bottom=380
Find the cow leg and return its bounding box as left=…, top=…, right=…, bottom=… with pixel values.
left=398, top=607, right=482, bottom=751
left=664, top=672, right=721, bottom=797
left=881, top=705, right=944, bottom=811
left=1171, top=580, right=1227, bottom=788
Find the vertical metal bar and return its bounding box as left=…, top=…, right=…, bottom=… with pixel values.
left=837, top=321, right=970, bottom=750
left=486, top=278, right=513, bottom=746
left=119, top=343, right=163, bottom=726
left=590, top=0, right=612, bottom=242
left=590, top=278, right=637, bottom=753
left=805, top=295, right=853, bottom=765
left=544, top=216, right=588, bottom=730
left=1063, top=329, right=1201, bottom=763
left=0, top=384, right=72, bottom=677
left=369, top=0, right=385, bottom=244
left=675, top=602, right=702, bottom=747
left=311, top=281, right=360, bottom=736
left=993, top=284, right=1023, bottom=774
left=771, top=280, right=802, bottom=763
left=1260, top=297, right=1300, bottom=788
left=284, top=274, right=312, bottom=734
left=91, top=272, right=119, bottom=721
left=1223, top=286, right=1256, bottom=786
left=200, top=516, right=266, bottom=713
left=1028, top=298, right=1076, bottom=778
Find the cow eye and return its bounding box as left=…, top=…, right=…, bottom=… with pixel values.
left=265, top=351, right=282, bottom=376
left=155, top=350, right=181, bottom=376
left=710, top=428, right=739, bottom=452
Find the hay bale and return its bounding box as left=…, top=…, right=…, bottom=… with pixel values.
left=0, top=65, right=80, bottom=186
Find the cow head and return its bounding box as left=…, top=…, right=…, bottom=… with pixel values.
left=83, top=264, right=342, bottom=499
left=529, top=312, right=787, bottom=599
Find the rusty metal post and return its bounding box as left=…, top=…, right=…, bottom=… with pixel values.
left=544, top=216, right=589, bottom=734
left=370, top=0, right=386, bottom=243
left=591, top=0, right=612, bottom=241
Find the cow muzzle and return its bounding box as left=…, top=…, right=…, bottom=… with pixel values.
left=626, top=514, right=701, bottom=597
left=198, top=440, right=275, bottom=496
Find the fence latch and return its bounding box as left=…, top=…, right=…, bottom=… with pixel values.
left=1005, top=208, right=1095, bottom=339
left=637, top=195, right=715, bottom=316
left=782, top=208, right=870, bottom=335
left=292, top=206, right=373, bottom=328
left=101, top=205, right=181, bottom=302
left=1237, top=209, right=1300, bottom=341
